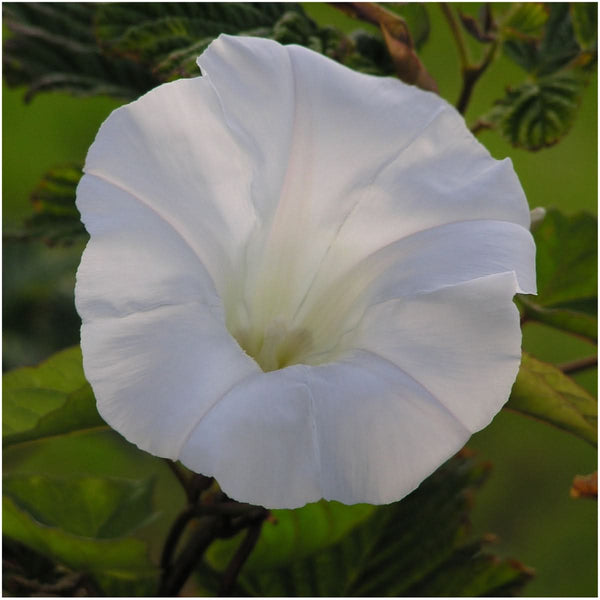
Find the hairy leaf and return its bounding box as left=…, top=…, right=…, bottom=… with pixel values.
left=538, top=2, right=585, bottom=75
left=570, top=3, right=598, bottom=53
left=19, top=165, right=87, bottom=246
left=97, top=3, right=395, bottom=81
left=3, top=346, right=105, bottom=448
left=519, top=208, right=597, bottom=340
left=480, top=71, right=584, bottom=150
left=502, top=3, right=581, bottom=76
left=403, top=541, right=534, bottom=596
left=95, top=3, right=296, bottom=80
left=4, top=1, right=402, bottom=106
left=203, top=454, right=532, bottom=596
left=503, top=2, right=548, bottom=38
left=3, top=3, right=157, bottom=101
left=507, top=353, right=597, bottom=447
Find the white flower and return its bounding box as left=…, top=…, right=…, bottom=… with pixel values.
left=75, top=34, right=536, bottom=509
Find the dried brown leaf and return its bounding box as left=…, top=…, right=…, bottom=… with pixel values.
left=334, top=2, right=438, bottom=92
left=570, top=472, right=598, bottom=499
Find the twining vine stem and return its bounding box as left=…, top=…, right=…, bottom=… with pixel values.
left=159, top=463, right=269, bottom=597
left=440, top=2, right=470, bottom=72
left=440, top=3, right=499, bottom=115
left=557, top=355, right=598, bottom=375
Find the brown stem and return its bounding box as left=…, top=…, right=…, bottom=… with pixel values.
left=165, top=460, right=193, bottom=501
left=160, top=505, right=196, bottom=571
left=159, top=484, right=268, bottom=597
left=440, top=3, right=470, bottom=70
left=159, top=515, right=225, bottom=597
left=189, top=473, right=214, bottom=503
left=218, top=519, right=266, bottom=596
left=441, top=3, right=498, bottom=114
left=470, top=118, right=494, bottom=135
left=557, top=355, right=598, bottom=375
left=197, top=501, right=264, bottom=517
left=455, top=40, right=498, bottom=115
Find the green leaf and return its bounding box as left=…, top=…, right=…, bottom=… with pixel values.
left=519, top=208, right=597, bottom=340
left=3, top=346, right=105, bottom=448
left=404, top=539, right=534, bottom=596
left=204, top=454, right=532, bottom=596
left=504, top=3, right=548, bottom=38
left=3, top=494, right=158, bottom=595
left=519, top=299, right=596, bottom=342
left=96, top=3, right=395, bottom=81
left=570, top=3, right=598, bottom=53
left=502, top=3, right=581, bottom=76
left=4, top=474, right=157, bottom=539
left=3, top=3, right=158, bottom=101
left=538, top=2, right=585, bottom=75
left=481, top=71, right=584, bottom=150
left=3, top=428, right=185, bottom=555
left=20, top=165, right=87, bottom=246
left=3, top=426, right=185, bottom=595
left=4, top=1, right=399, bottom=105
left=507, top=353, right=597, bottom=447
left=95, top=3, right=296, bottom=80
left=206, top=501, right=374, bottom=572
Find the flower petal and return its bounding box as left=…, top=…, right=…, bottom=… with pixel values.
left=76, top=176, right=260, bottom=459
left=297, top=220, right=534, bottom=362
left=178, top=368, right=321, bottom=509
left=76, top=175, right=220, bottom=319
left=178, top=346, right=473, bottom=508
left=351, top=271, right=523, bottom=433
left=307, top=353, right=470, bottom=505
left=81, top=303, right=259, bottom=460
left=82, top=75, right=257, bottom=297
left=75, top=34, right=537, bottom=510
left=198, top=35, right=531, bottom=321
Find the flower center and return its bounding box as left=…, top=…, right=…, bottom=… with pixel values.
left=232, top=318, right=313, bottom=372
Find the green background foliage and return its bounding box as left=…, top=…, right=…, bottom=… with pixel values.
left=3, top=2, right=597, bottom=597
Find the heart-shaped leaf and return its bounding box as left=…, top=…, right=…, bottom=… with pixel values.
left=507, top=353, right=597, bottom=447
left=3, top=346, right=105, bottom=448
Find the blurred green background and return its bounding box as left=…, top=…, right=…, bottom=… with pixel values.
left=3, top=3, right=597, bottom=596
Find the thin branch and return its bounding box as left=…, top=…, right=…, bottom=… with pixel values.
left=196, top=501, right=264, bottom=517
left=160, top=505, right=196, bottom=571
left=189, top=473, right=214, bottom=503
left=470, top=118, right=494, bottom=135
left=158, top=516, right=225, bottom=597
left=441, top=3, right=499, bottom=114
left=159, top=490, right=268, bottom=596
left=557, top=355, right=598, bottom=375
left=455, top=39, right=498, bottom=115
left=218, top=519, right=266, bottom=596
left=440, top=3, right=470, bottom=71
left=165, top=460, right=193, bottom=500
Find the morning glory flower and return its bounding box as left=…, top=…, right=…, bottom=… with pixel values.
left=75, top=34, right=536, bottom=509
